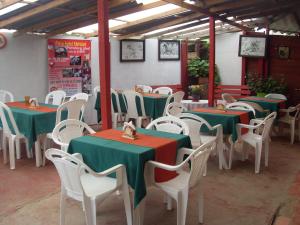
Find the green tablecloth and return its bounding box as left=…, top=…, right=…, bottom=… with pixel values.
left=68, top=128, right=191, bottom=207
left=188, top=109, right=254, bottom=142
left=95, top=92, right=168, bottom=122
left=239, top=97, right=285, bottom=113
left=0, top=103, right=59, bottom=150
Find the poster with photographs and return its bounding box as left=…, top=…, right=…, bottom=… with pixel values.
left=48, top=39, right=92, bottom=96
left=120, top=40, right=145, bottom=62
left=159, top=40, right=180, bottom=60
left=238, top=35, right=267, bottom=57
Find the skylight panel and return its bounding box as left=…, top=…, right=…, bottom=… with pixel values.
left=0, top=3, right=27, bottom=16
left=109, top=20, right=126, bottom=28
left=116, top=4, right=180, bottom=22
left=69, top=23, right=98, bottom=34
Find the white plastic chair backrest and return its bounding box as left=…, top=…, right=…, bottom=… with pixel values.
left=179, top=113, right=220, bottom=145
left=222, top=93, right=237, bottom=104
left=153, top=87, right=173, bottom=95
left=226, top=102, right=256, bottom=116
left=146, top=116, right=189, bottom=135
left=52, top=119, right=95, bottom=151
left=259, top=112, right=277, bottom=140
left=123, top=90, right=146, bottom=118
left=45, top=90, right=66, bottom=105
left=69, top=93, right=89, bottom=101
left=163, top=91, right=185, bottom=115
left=265, top=93, right=287, bottom=100
left=137, top=85, right=152, bottom=93
left=45, top=148, right=86, bottom=201
left=111, top=88, right=122, bottom=113
left=0, top=90, right=14, bottom=102
left=93, top=86, right=100, bottom=97
left=0, top=101, right=20, bottom=135
left=56, top=99, right=87, bottom=124
left=294, top=104, right=300, bottom=119
left=166, top=102, right=187, bottom=117
left=242, top=101, right=265, bottom=112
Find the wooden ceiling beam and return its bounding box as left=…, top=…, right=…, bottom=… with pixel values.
left=0, top=0, right=72, bottom=28
left=45, top=1, right=167, bottom=36
left=0, top=0, right=22, bottom=10
left=110, top=7, right=187, bottom=32
left=209, top=0, right=267, bottom=13
left=162, top=0, right=252, bottom=31
left=14, top=0, right=132, bottom=36
left=118, top=13, right=203, bottom=39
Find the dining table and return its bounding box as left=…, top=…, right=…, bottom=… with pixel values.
left=68, top=127, right=191, bottom=224
left=1, top=101, right=60, bottom=167
left=95, top=92, right=169, bottom=121
left=239, top=96, right=286, bottom=113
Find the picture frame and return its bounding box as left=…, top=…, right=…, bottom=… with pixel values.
left=158, top=40, right=180, bottom=60
left=238, top=35, right=267, bottom=58
left=120, top=39, right=145, bottom=62
left=278, top=46, right=289, bottom=59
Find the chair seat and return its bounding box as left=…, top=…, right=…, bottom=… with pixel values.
left=81, top=174, right=117, bottom=198
left=155, top=170, right=189, bottom=192
left=191, top=135, right=216, bottom=148
left=241, top=133, right=263, bottom=147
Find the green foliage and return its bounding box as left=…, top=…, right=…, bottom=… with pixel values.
left=187, top=57, right=221, bottom=84
left=247, top=74, right=288, bottom=94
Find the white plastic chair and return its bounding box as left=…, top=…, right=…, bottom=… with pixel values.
left=52, top=119, right=95, bottom=152
left=122, top=90, right=150, bottom=128
left=0, top=90, right=14, bottom=102
left=277, top=104, right=300, bottom=144
left=226, top=102, right=256, bottom=117
left=146, top=140, right=216, bottom=225
left=222, top=93, right=237, bottom=104
left=137, top=85, right=152, bottom=93
left=241, top=101, right=270, bottom=117
left=230, top=112, right=277, bottom=173
left=265, top=93, right=287, bottom=100
left=179, top=113, right=226, bottom=169
left=163, top=91, right=185, bottom=116
left=45, top=90, right=66, bottom=105
left=93, top=86, right=100, bottom=98
left=166, top=102, right=187, bottom=117
left=146, top=116, right=189, bottom=135
left=69, top=93, right=89, bottom=121
left=45, top=148, right=133, bottom=225
left=0, top=102, right=31, bottom=169
left=153, top=87, right=173, bottom=95
left=41, top=99, right=87, bottom=165
left=111, top=88, right=125, bottom=128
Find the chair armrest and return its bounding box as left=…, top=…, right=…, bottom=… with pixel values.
left=85, top=164, right=124, bottom=177
left=147, top=160, right=181, bottom=172
left=237, top=123, right=260, bottom=130
left=72, top=153, right=83, bottom=162
left=250, top=118, right=263, bottom=126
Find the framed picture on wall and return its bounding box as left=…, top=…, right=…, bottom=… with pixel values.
left=278, top=46, right=289, bottom=59
left=158, top=40, right=180, bottom=60
left=238, top=35, right=267, bottom=58
left=120, top=39, right=145, bottom=62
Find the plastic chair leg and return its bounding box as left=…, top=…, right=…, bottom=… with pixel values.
left=265, top=141, right=269, bottom=167
left=290, top=122, right=295, bottom=144
left=15, top=138, right=21, bottom=159
left=60, top=188, right=67, bottom=225
left=255, top=142, right=262, bottom=174
left=197, top=187, right=204, bottom=224
left=228, top=143, right=234, bottom=169
left=122, top=183, right=133, bottom=225
left=2, top=136, right=7, bottom=164
left=167, top=195, right=173, bottom=210
left=9, top=137, right=15, bottom=169
left=176, top=188, right=189, bottom=225
left=84, top=198, right=97, bottom=225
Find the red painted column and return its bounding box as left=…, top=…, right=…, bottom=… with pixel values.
left=264, top=25, right=270, bottom=77
left=208, top=17, right=215, bottom=107
left=180, top=40, right=188, bottom=98
left=241, top=31, right=247, bottom=85
left=98, top=0, right=112, bottom=129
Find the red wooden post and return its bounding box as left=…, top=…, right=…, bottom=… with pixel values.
left=98, top=0, right=112, bottom=129
left=208, top=16, right=215, bottom=107
left=264, top=24, right=270, bottom=77
left=180, top=40, right=188, bottom=98
left=241, top=31, right=247, bottom=85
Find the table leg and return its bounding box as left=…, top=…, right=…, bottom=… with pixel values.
left=35, top=138, right=42, bottom=167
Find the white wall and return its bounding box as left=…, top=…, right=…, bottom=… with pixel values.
left=0, top=34, right=181, bottom=124
left=216, top=32, right=242, bottom=85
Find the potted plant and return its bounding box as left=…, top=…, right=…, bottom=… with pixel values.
left=190, top=85, right=204, bottom=101
left=247, top=74, right=288, bottom=96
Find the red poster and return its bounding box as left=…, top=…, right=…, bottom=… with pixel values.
left=47, top=39, right=92, bottom=96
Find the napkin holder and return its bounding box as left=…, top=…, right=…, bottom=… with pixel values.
left=216, top=103, right=225, bottom=110
left=122, top=121, right=137, bottom=140
left=29, top=98, right=39, bottom=108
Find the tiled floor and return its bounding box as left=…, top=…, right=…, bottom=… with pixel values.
left=0, top=136, right=300, bottom=225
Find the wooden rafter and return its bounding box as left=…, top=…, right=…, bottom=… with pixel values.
left=14, top=0, right=132, bottom=36
left=209, top=0, right=267, bottom=13
left=162, top=0, right=252, bottom=31
left=0, top=0, right=72, bottom=28
left=110, top=7, right=187, bottom=32
left=0, top=0, right=22, bottom=10
left=45, top=1, right=167, bottom=37
left=118, top=13, right=203, bottom=39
